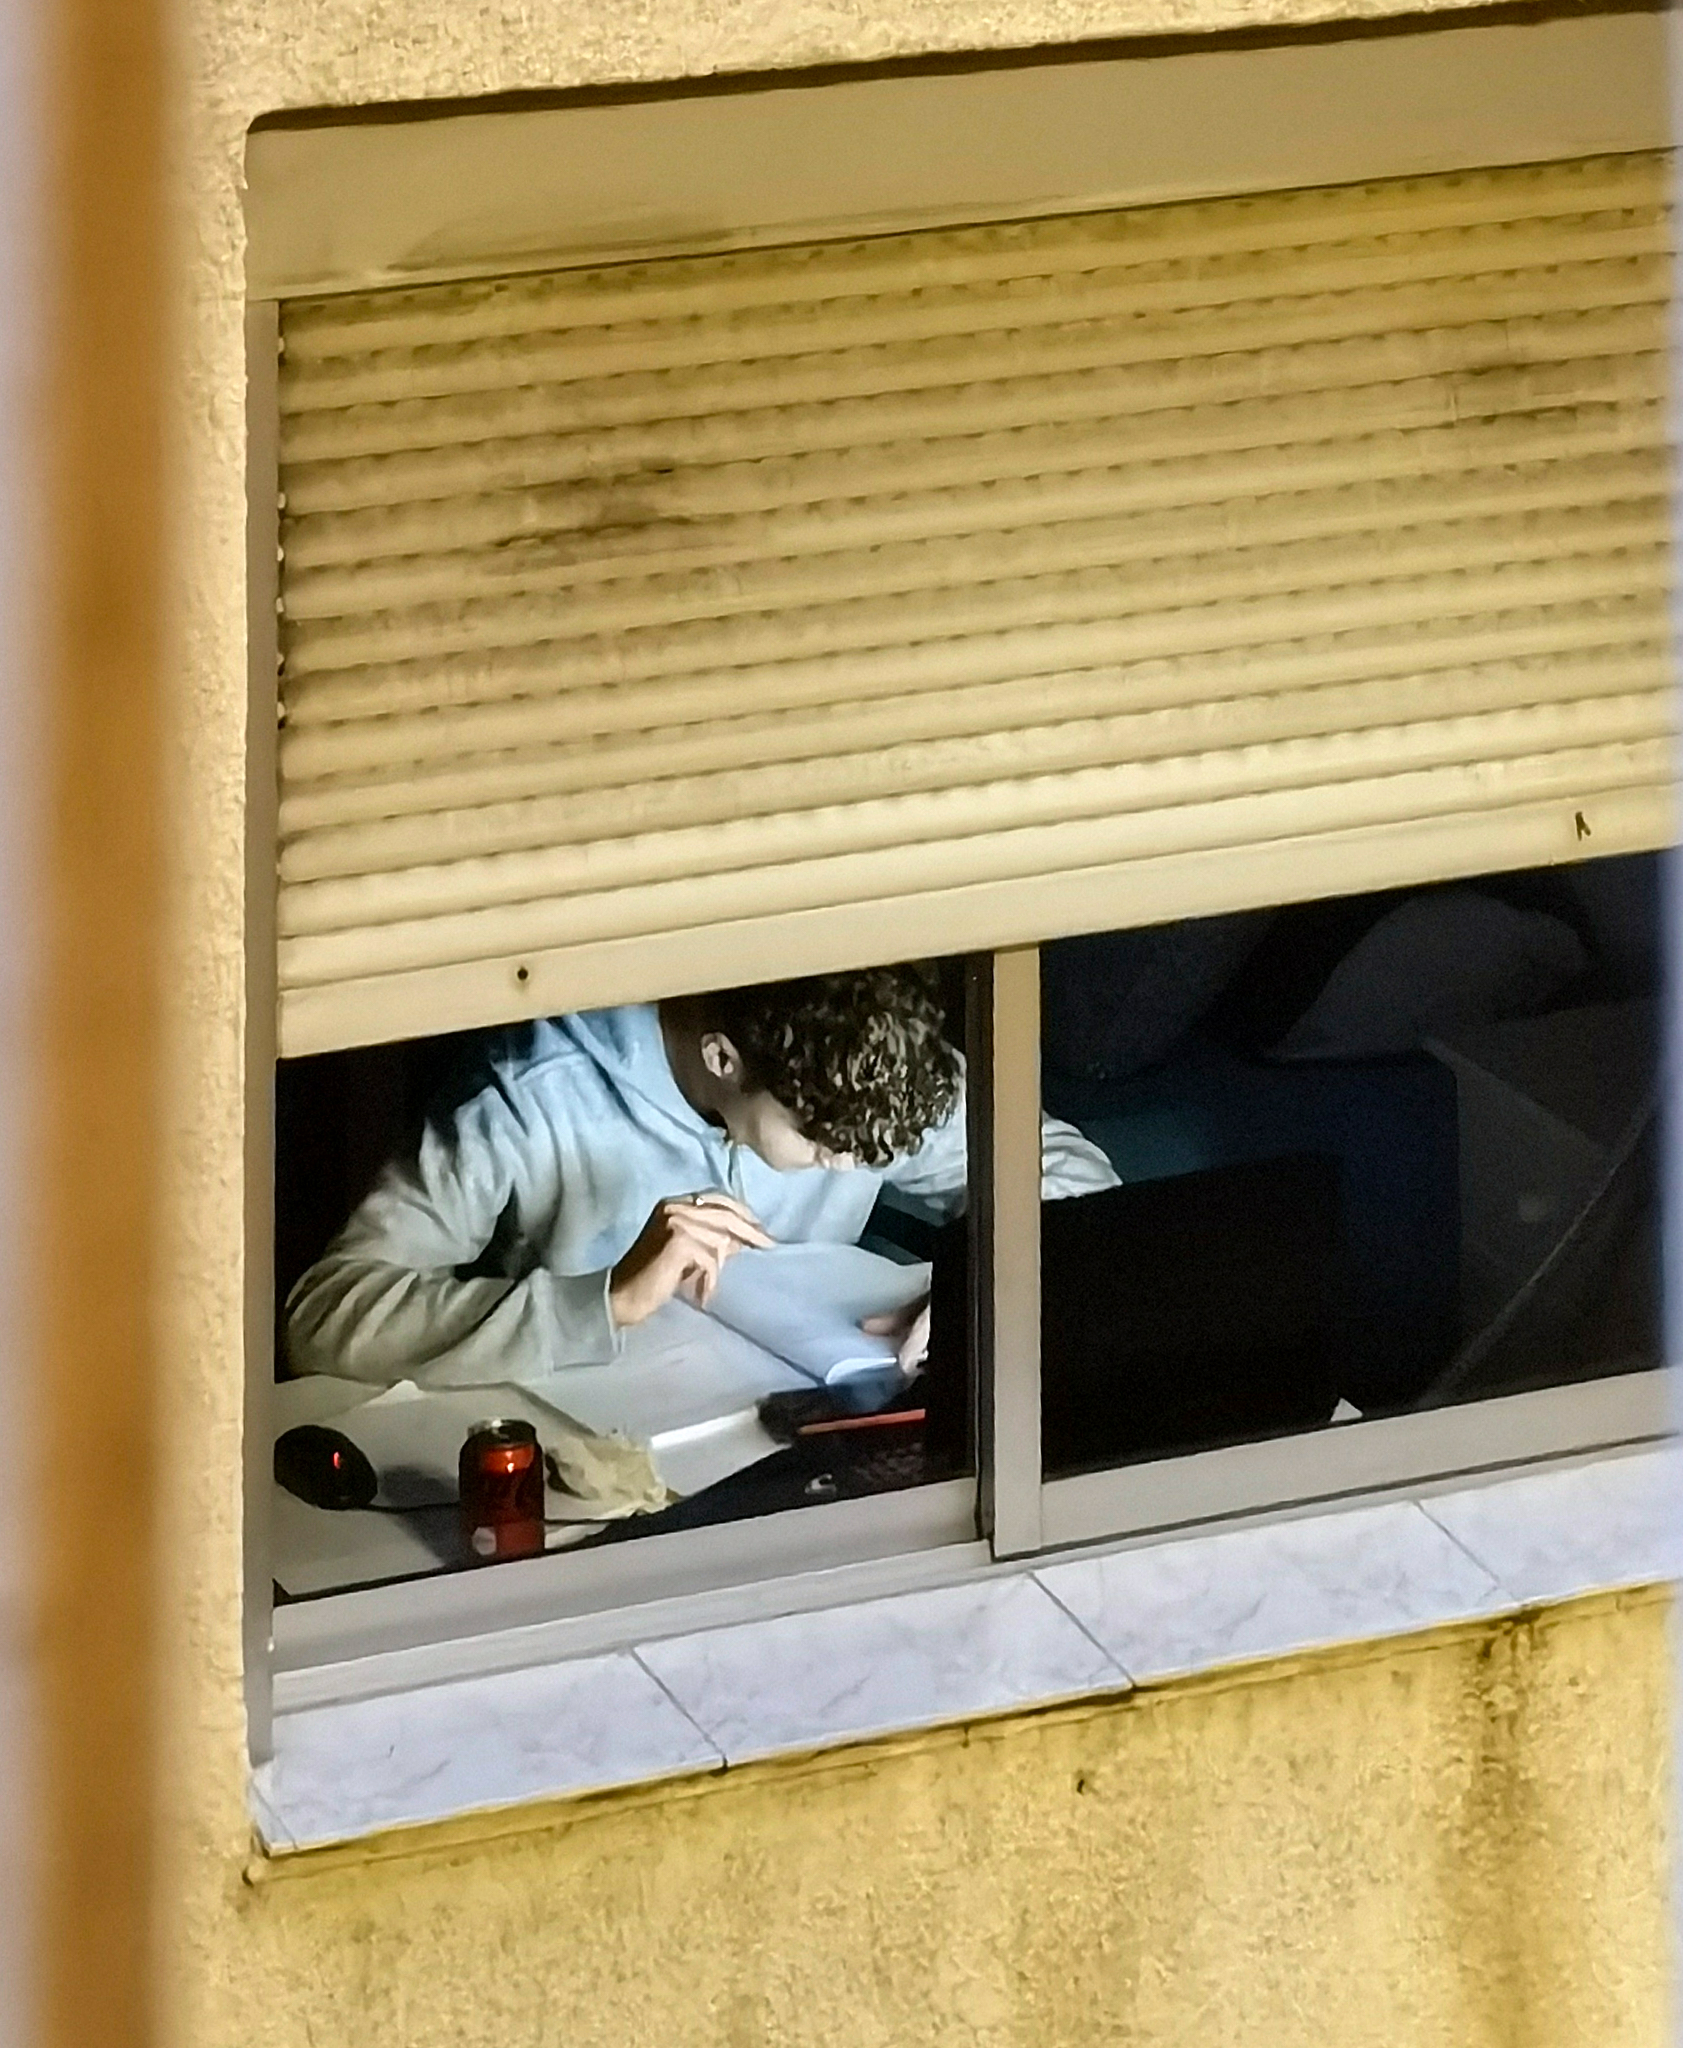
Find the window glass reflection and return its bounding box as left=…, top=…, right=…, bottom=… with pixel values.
left=1040, top=855, right=1663, bottom=1479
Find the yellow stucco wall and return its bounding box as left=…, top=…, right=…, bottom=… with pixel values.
left=168, top=2, right=1674, bottom=2042
left=184, top=1596, right=1673, bottom=2048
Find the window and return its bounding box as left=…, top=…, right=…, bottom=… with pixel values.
left=272, top=958, right=980, bottom=1601
left=1037, top=856, right=1662, bottom=1477
left=247, top=11, right=1675, bottom=1721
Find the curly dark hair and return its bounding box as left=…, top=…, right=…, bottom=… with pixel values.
left=702, top=966, right=962, bottom=1168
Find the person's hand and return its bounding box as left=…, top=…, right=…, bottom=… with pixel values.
left=860, top=1296, right=931, bottom=1371
left=608, top=1192, right=773, bottom=1328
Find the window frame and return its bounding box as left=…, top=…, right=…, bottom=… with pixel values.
left=986, top=927, right=1669, bottom=1555
left=252, top=839, right=1671, bottom=1724
left=242, top=21, right=1677, bottom=1745
left=247, top=297, right=281, bottom=1762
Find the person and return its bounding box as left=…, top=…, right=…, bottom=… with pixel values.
left=285, top=965, right=1117, bottom=1388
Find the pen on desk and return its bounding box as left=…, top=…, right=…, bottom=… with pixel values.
left=795, top=1408, right=926, bottom=1437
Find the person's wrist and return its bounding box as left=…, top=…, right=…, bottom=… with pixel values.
left=607, top=1264, right=647, bottom=1330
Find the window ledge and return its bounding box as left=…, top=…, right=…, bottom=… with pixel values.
left=250, top=1439, right=1680, bottom=1854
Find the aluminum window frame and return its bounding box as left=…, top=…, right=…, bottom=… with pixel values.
left=981, top=939, right=1670, bottom=1558
left=250, top=880, right=1671, bottom=1725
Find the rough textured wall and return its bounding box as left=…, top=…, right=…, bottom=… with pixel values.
left=198, top=1596, right=1671, bottom=2048
left=167, top=0, right=1672, bottom=2043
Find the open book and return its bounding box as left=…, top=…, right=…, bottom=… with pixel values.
left=538, top=1241, right=931, bottom=1495
left=697, top=1240, right=930, bottom=1387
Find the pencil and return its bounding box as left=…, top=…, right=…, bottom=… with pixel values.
left=796, top=1408, right=926, bottom=1437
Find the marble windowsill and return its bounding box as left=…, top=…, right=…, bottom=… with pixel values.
left=250, top=1441, right=1681, bottom=1853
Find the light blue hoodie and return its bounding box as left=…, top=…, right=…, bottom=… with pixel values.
left=286, top=1004, right=1116, bottom=1388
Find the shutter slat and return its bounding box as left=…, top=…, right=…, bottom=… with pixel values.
left=282, top=639, right=1670, bottom=830
left=278, top=276, right=1665, bottom=470
left=275, top=150, right=1676, bottom=1057
left=280, top=709, right=1674, bottom=945
left=279, top=226, right=1670, bottom=410
left=281, top=394, right=1663, bottom=577
left=281, top=446, right=1668, bottom=623
left=282, top=503, right=1668, bottom=680
left=283, top=552, right=1670, bottom=749
left=278, top=731, right=1674, bottom=981
left=282, top=657, right=1671, bottom=884
left=278, top=330, right=1664, bottom=507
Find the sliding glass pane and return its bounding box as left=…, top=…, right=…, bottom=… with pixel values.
left=272, top=959, right=976, bottom=1599
left=1037, top=853, right=1663, bottom=1482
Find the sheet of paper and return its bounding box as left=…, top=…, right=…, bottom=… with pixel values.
left=270, top=1375, right=642, bottom=1597
left=647, top=1407, right=785, bottom=1497
left=704, top=1241, right=931, bottom=1384
left=315, top=1380, right=588, bottom=1510
left=272, top=1371, right=378, bottom=1434
left=269, top=1488, right=460, bottom=1598
left=270, top=1477, right=594, bottom=1599
left=533, top=1296, right=810, bottom=1442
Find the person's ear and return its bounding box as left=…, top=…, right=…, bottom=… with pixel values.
left=699, top=1031, right=745, bottom=1088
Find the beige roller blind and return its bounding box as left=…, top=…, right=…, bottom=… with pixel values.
left=275, top=149, right=1675, bottom=1057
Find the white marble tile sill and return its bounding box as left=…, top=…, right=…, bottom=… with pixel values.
left=252, top=1442, right=1680, bottom=1853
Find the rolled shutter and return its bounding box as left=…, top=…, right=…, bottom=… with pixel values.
left=275, top=149, right=1675, bottom=1056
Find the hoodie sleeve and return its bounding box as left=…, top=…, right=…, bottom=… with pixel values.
left=284, top=1073, right=620, bottom=1388
left=879, top=1078, right=1121, bottom=1220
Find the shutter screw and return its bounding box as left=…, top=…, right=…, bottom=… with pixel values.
left=515, top=964, right=530, bottom=984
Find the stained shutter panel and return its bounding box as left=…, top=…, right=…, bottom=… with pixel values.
left=275, top=149, right=1674, bottom=1056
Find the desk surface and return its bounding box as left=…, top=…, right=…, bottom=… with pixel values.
left=272, top=1376, right=476, bottom=1599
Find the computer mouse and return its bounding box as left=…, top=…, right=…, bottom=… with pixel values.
left=274, top=1423, right=379, bottom=1511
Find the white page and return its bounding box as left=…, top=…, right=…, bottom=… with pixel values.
left=272, top=1330, right=798, bottom=1597
left=534, top=1296, right=810, bottom=1441
left=647, top=1407, right=785, bottom=1497
left=703, top=1241, right=930, bottom=1384
left=272, top=1371, right=377, bottom=1434
left=269, top=1486, right=460, bottom=1598
left=271, top=1481, right=595, bottom=1599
